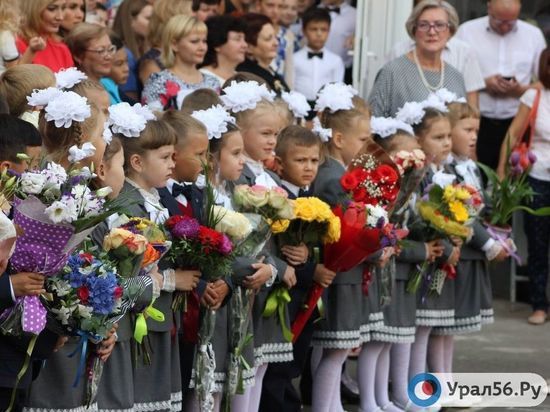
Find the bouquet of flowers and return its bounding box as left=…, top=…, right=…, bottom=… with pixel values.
left=478, top=150, right=550, bottom=263
left=407, top=181, right=483, bottom=297
left=164, top=215, right=234, bottom=310
left=0, top=162, right=125, bottom=338
left=102, top=228, right=148, bottom=278
left=390, top=149, right=428, bottom=215
left=42, top=245, right=148, bottom=406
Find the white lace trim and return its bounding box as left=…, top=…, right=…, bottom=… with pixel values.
left=311, top=324, right=371, bottom=348
left=254, top=342, right=294, bottom=364
left=170, top=392, right=182, bottom=411
left=98, top=407, right=133, bottom=412
left=416, top=309, right=455, bottom=319
left=189, top=372, right=227, bottom=392
left=371, top=331, right=416, bottom=344
left=453, top=314, right=482, bottom=326
left=134, top=399, right=171, bottom=412
left=432, top=323, right=482, bottom=335
left=480, top=308, right=494, bottom=316
left=24, top=405, right=99, bottom=412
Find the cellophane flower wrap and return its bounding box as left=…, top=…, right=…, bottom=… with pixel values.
left=42, top=245, right=148, bottom=406
left=292, top=142, right=402, bottom=342
left=0, top=162, right=125, bottom=337
left=406, top=181, right=483, bottom=297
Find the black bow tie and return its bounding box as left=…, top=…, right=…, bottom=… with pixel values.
left=298, top=188, right=309, bottom=197
left=308, top=51, right=323, bottom=59
left=328, top=6, right=340, bottom=14
left=172, top=183, right=193, bottom=200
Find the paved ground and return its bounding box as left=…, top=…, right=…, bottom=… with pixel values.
left=303, top=299, right=550, bottom=411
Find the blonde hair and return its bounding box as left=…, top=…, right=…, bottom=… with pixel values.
left=19, top=0, right=54, bottom=40
left=181, top=88, right=222, bottom=113
left=148, top=0, right=192, bottom=48
left=405, top=0, right=459, bottom=39
left=161, top=110, right=207, bottom=146
left=447, top=102, right=480, bottom=128
left=319, top=96, right=370, bottom=137
left=65, top=22, right=110, bottom=66
left=0, top=64, right=56, bottom=116
left=39, top=102, right=103, bottom=163
left=0, top=0, right=21, bottom=33
left=273, top=98, right=294, bottom=127
left=161, top=15, right=207, bottom=68
left=233, top=99, right=279, bottom=130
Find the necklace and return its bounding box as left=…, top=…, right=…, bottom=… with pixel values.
left=413, top=47, right=445, bottom=92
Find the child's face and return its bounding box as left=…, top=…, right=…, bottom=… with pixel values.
left=86, top=112, right=108, bottom=170
left=194, top=3, right=220, bottom=22
left=451, top=117, right=479, bottom=159
left=137, top=145, right=175, bottom=189
left=110, top=48, right=130, bottom=85
left=241, top=113, right=282, bottom=162
left=303, top=20, right=330, bottom=51
left=257, top=0, right=283, bottom=26
left=87, top=88, right=111, bottom=114
left=338, top=116, right=370, bottom=166
left=387, top=134, right=421, bottom=156
left=217, top=131, right=245, bottom=182
left=26, top=146, right=43, bottom=170
left=173, top=132, right=209, bottom=182
left=418, top=118, right=452, bottom=165
left=173, top=30, right=208, bottom=66
left=98, top=147, right=125, bottom=199
left=278, top=143, right=320, bottom=187
left=279, top=0, right=298, bottom=26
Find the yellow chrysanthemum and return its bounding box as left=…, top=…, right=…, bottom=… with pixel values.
left=454, top=188, right=471, bottom=201
left=323, top=216, right=342, bottom=244
left=448, top=200, right=468, bottom=223
left=418, top=203, right=472, bottom=239
left=271, top=219, right=290, bottom=234
left=294, top=198, right=317, bottom=222
left=443, top=185, right=456, bottom=203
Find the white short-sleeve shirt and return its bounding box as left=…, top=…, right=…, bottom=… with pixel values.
left=0, top=31, right=19, bottom=74
left=520, top=88, right=550, bottom=181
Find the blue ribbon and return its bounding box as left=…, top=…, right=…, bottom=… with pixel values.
left=67, top=331, right=101, bottom=388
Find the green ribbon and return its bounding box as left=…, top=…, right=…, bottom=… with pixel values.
left=134, top=300, right=165, bottom=344
left=7, top=334, right=38, bottom=412
left=262, top=287, right=293, bottom=342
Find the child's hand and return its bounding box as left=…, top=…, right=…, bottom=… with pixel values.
left=313, top=264, right=336, bottom=288
left=97, top=325, right=118, bottom=362
left=281, top=243, right=309, bottom=266
left=282, top=265, right=297, bottom=289
left=377, top=247, right=395, bottom=268
left=53, top=336, right=68, bottom=352
left=149, top=267, right=164, bottom=290
left=11, top=272, right=45, bottom=297
left=200, top=282, right=219, bottom=308
left=243, top=263, right=272, bottom=290
left=28, top=37, right=46, bottom=52
left=450, top=236, right=464, bottom=248
left=447, top=246, right=460, bottom=266
left=210, top=279, right=229, bottom=309
left=425, top=240, right=444, bottom=262
left=174, top=269, right=201, bottom=291
left=492, top=248, right=509, bottom=262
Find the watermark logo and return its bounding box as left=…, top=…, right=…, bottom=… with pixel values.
left=408, top=373, right=548, bottom=408
left=408, top=373, right=442, bottom=407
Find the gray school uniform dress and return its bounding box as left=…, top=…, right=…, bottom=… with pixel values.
left=310, top=157, right=371, bottom=348
left=234, top=163, right=294, bottom=366
left=413, top=167, right=456, bottom=328
left=118, top=181, right=182, bottom=412
left=433, top=158, right=494, bottom=335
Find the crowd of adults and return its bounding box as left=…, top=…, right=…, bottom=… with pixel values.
left=2, top=0, right=550, bottom=324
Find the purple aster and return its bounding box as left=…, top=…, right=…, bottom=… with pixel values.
left=173, top=218, right=200, bottom=239
left=218, top=234, right=233, bottom=255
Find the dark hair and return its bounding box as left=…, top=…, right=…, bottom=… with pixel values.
left=161, top=110, right=207, bottom=146
left=181, top=88, right=223, bottom=113
left=103, top=136, right=123, bottom=162
left=122, top=119, right=177, bottom=173
left=0, top=92, right=9, bottom=115
left=539, top=47, right=550, bottom=89
left=192, top=0, right=221, bottom=12
left=302, top=7, right=331, bottom=29
left=203, top=15, right=246, bottom=67
left=241, top=13, right=272, bottom=46
left=275, top=125, right=322, bottom=158
left=374, top=130, right=415, bottom=153
left=412, top=107, right=449, bottom=137
left=109, top=31, right=125, bottom=51
left=0, top=114, right=42, bottom=163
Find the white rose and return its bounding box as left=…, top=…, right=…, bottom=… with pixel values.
left=20, top=172, right=47, bottom=194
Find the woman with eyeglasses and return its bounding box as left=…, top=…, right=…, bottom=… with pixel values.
left=16, top=0, right=75, bottom=72
left=368, top=0, right=466, bottom=117
left=65, top=23, right=115, bottom=84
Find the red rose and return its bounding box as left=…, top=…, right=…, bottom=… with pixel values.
left=340, top=172, right=359, bottom=191
left=350, top=168, right=369, bottom=183
left=383, top=185, right=399, bottom=202
left=352, top=186, right=367, bottom=202
left=113, top=286, right=123, bottom=299
left=77, top=286, right=89, bottom=303
left=165, top=215, right=186, bottom=230
left=374, top=164, right=399, bottom=185
left=165, top=80, right=180, bottom=97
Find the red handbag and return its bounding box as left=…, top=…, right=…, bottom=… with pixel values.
left=512, top=88, right=541, bottom=168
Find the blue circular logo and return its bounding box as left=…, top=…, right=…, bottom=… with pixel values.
left=408, top=373, right=442, bottom=407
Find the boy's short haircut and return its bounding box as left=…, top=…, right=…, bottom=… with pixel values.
left=192, top=0, right=221, bottom=11
left=181, top=88, right=223, bottom=113
left=0, top=114, right=42, bottom=163
left=109, top=31, right=125, bottom=51
left=161, top=110, right=207, bottom=146
left=275, top=125, right=322, bottom=158
left=302, top=7, right=331, bottom=30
